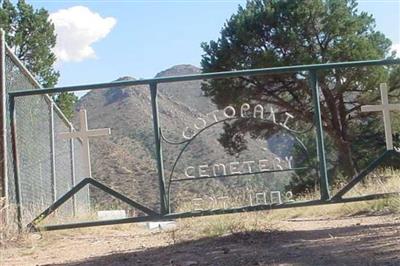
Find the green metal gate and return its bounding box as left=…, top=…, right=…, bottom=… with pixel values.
left=8, top=58, right=400, bottom=231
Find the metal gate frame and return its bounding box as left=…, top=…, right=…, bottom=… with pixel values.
left=8, top=58, right=400, bottom=231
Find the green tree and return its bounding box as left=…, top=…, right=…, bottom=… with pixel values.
left=201, top=0, right=400, bottom=187
left=54, top=92, right=78, bottom=120
left=0, top=0, right=78, bottom=119
left=0, top=0, right=59, bottom=87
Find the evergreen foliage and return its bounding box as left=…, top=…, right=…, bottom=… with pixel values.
left=0, top=0, right=77, bottom=119
left=201, top=0, right=400, bottom=192
left=54, top=92, right=78, bottom=120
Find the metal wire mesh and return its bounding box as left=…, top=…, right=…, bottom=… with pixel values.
left=53, top=110, right=74, bottom=217
left=4, top=50, right=90, bottom=225
left=14, top=95, right=53, bottom=224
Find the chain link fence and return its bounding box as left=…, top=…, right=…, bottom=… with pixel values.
left=2, top=44, right=90, bottom=226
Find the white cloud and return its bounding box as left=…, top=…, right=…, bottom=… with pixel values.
left=391, top=43, right=400, bottom=58
left=50, top=6, right=116, bottom=63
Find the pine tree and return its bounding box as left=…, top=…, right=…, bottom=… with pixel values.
left=0, top=0, right=77, bottom=119
left=201, top=0, right=400, bottom=190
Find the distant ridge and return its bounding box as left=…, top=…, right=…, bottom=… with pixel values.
left=155, top=64, right=201, bottom=78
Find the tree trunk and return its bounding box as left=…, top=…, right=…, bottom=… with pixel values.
left=336, top=140, right=358, bottom=179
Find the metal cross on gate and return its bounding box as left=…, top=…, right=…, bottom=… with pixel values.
left=361, top=83, right=400, bottom=150
left=58, top=109, right=111, bottom=178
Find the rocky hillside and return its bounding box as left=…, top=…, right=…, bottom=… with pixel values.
left=74, top=65, right=293, bottom=214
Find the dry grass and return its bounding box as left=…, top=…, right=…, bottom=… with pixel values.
left=263, top=168, right=400, bottom=222
left=1, top=169, right=399, bottom=246
left=0, top=171, right=399, bottom=266
left=173, top=212, right=273, bottom=240
left=0, top=202, right=93, bottom=250
left=172, top=169, right=400, bottom=238
left=0, top=203, right=30, bottom=249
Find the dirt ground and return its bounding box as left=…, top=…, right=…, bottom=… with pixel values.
left=2, top=213, right=400, bottom=266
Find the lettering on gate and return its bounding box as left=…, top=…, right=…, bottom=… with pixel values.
left=182, top=103, right=295, bottom=140
left=184, top=157, right=293, bottom=179
left=179, top=103, right=297, bottom=180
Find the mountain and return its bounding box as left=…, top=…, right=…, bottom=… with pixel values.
left=74, top=65, right=292, bottom=214
left=157, top=65, right=214, bottom=113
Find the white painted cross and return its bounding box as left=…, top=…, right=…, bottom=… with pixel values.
left=58, top=109, right=111, bottom=178
left=361, top=83, right=400, bottom=150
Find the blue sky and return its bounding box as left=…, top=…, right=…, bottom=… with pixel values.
left=27, top=0, right=400, bottom=90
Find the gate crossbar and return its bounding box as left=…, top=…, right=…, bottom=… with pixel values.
left=8, top=59, right=400, bottom=97
left=27, top=177, right=159, bottom=230
left=38, top=191, right=399, bottom=231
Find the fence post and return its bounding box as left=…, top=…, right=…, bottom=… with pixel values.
left=50, top=102, right=57, bottom=202
left=9, top=96, right=22, bottom=229
left=309, top=70, right=330, bottom=200
left=150, top=82, right=168, bottom=214
left=0, top=29, right=8, bottom=224
left=69, top=123, right=76, bottom=216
